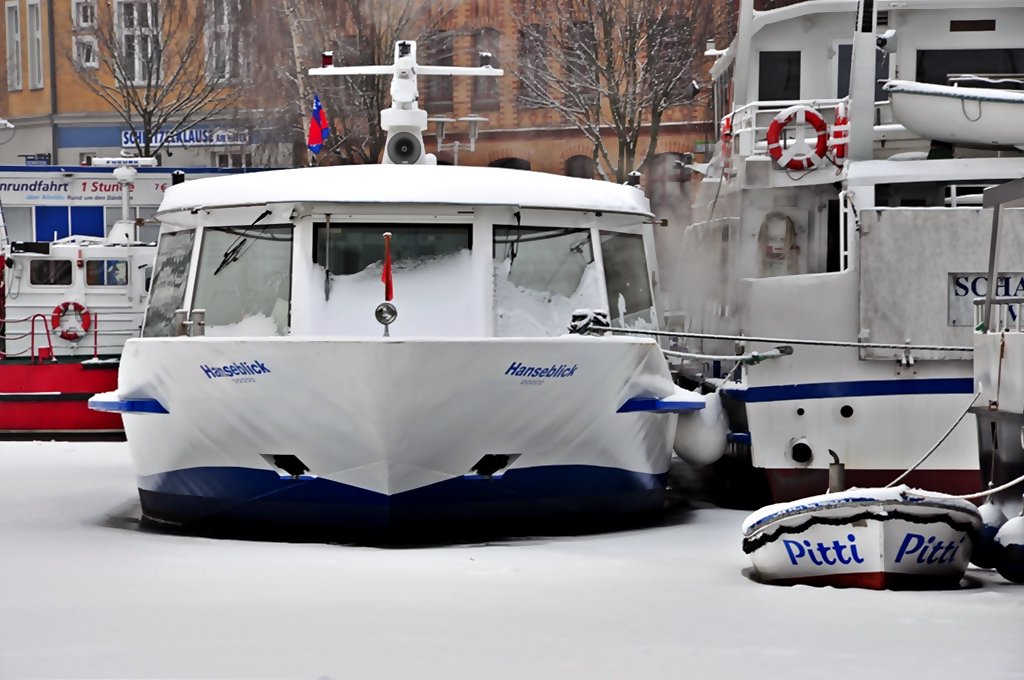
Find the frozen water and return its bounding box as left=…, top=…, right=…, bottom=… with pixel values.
left=0, top=441, right=1020, bottom=679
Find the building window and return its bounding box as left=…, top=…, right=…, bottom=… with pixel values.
left=565, top=155, right=595, bottom=179
left=73, top=0, right=96, bottom=28
left=74, top=35, right=98, bottom=68
left=213, top=152, right=251, bottom=168
left=29, top=260, right=74, bottom=286
left=117, top=0, right=158, bottom=85
left=421, top=32, right=453, bottom=113
left=758, top=51, right=800, bottom=101
left=27, top=1, right=42, bottom=89
left=516, top=24, right=548, bottom=109
left=206, top=0, right=247, bottom=82
left=473, top=27, right=500, bottom=112
left=565, top=22, right=598, bottom=110
left=6, top=2, right=22, bottom=91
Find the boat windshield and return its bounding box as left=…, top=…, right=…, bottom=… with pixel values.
left=143, top=230, right=195, bottom=337
left=192, top=226, right=294, bottom=336
left=310, top=222, right=477, bottom=336
left=493, top=226, right=604, bottom=336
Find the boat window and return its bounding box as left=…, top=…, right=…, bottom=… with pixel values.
left=599, top=232, right=654, bottom=328
left=28, top=259, right=72, bottom=285
left=192, top=225, right=293, bottom=336
left=917, top=49, right=1024, bottom=90
left=143, top=230, right=195, bottom=337
left=313, top=223, right=470, bottom=275
left=493, top=226, right=603, bottom=337
left=85, top=259, right=128, bottom=286
left=758, top=51, right=800, bottom=101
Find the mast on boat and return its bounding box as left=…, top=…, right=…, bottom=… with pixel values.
left=308, top=40, right=503, bottom=165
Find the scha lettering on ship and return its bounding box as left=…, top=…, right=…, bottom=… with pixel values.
left=200, top=360, right=271, bottom=379
left=505, top=362, right=579, bottom=378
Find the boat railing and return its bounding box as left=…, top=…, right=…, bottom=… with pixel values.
left=0, top=310, right=142, bottom=361
left=729, top=98, right=848, bottom=160
left=974, top=297, right=1024, bottom=333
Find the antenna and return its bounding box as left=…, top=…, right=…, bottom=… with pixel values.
left=309, top=39, right=503, bottom=165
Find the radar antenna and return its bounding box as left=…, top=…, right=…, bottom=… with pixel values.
left=308, top=40, right=502, bottom=165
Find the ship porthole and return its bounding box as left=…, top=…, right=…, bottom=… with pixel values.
left=840, top=405, right=854, bottom=419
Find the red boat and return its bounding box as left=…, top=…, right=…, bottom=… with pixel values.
left=0, top=224, right=154, bottom=436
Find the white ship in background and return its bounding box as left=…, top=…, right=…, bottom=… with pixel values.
left=672, top=0, right=1024, bottom=504
left=91, top=41, right=703, bottom=536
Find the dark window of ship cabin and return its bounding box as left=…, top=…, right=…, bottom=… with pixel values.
left=826, top=199, right=841, bottom=273
left=917, top=49, right=1024, bottom=90
left=758, top=51, right=800, bottom=101
left=836, top=44, right=890, bottom=101
left=85, top=259, right=128, bottom=286
left=29, top=259, right=73, bottom=285
left=950, top=20, right=996, bottom=32
left=313, top=223, right=471, bottom=276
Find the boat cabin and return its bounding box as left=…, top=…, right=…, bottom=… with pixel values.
left=146, top=164, right=660, bottom=340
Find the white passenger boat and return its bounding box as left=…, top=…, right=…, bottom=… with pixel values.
left=742, top=486, right=981, bottom=589
left=671, top=0, right=1024, bottom=504
left=1, top=160, right=157, bottom=435
left=885, top=79, right=1024, bottom=149
left=90, top=41, right=703, bottom=535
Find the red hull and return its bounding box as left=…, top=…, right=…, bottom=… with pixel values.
left=0, top=361, right=123, bottom=434
left=763, top=571, right=965, bottom=590
left=767, top=468, right=983, bottom=503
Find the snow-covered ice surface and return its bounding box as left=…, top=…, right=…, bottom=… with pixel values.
left=1, top=441, right=1021, bottom=680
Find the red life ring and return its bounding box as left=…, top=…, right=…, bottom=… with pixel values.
left=766, top=105, right=828, bottom=171
left=831, top=100, right=850, bottom=162
left=52, top=301, right=91, bottom=342
left=721, top=114, right=733, bottom=171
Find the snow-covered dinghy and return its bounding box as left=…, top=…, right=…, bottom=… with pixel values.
left=884, top=79, right=1024, bottom=149
left=742, top=486, right=981, bottom=589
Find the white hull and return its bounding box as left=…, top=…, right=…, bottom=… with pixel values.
left=886, top=80, right=1024, bottom=148
left=742, top=487, right=981, bottom=589
left=99, top=335, right=689, bottom=531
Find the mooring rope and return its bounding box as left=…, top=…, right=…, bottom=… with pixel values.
left=885, top=391, right=982, bottom=489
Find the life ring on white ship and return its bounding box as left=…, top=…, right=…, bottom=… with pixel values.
left=831, top=100, right=850, bottom=162
left=766, top=105, right=828, bottom=171
left=720, top=114, right=733, bottom=171
left=51, top=301, right=91, bottom=342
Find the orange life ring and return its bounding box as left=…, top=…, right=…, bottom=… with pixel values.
left=766, top=105, right=828, bottom=171
left=52, top=301, right=91, bottom=342
left=831, top=100, right=850, bottom=162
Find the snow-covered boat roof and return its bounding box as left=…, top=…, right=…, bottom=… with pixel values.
left=157, top=164, right=652, bottom=218
left=845, top=157, right=1024, bottom=187
left=885, top=79, right=1024, bottom=104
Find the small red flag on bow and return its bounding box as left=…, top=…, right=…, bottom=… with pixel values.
left=382, top=232, right=393, bottom=301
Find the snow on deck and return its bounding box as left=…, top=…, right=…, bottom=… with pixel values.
left=0, top=442, right=1020, bottom=678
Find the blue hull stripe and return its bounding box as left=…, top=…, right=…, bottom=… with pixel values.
left=724, top=378, right=974, bottom=403
left=618, top=395, right=704, bottom=413
left=137, top=464, right=667, bottom=530
left=88, top=396, right=168, bottom=414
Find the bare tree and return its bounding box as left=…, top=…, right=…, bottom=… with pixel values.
left=513, top=0, right=700, bottom=183
left=237, top=0, right=459, bottom=167
left=70, top=0, right=244, bottom=158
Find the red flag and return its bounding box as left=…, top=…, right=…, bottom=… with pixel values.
left=382, top=232, right=393, bottom=301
